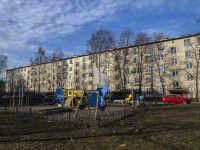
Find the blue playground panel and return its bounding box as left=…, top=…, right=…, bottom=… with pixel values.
left=56, top=88, right=64, bottom=104
left=88, top=92, right=97, bottom=107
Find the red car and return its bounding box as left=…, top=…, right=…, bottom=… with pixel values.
left=162, top=94, right=191, bottom=104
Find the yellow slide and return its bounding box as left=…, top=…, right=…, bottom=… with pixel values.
left=64, top=97, right=74, bottom=108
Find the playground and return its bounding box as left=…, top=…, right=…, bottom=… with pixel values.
left=2, top=65, right=162, bottom=127
left=0, top=103, right=200, bottom=149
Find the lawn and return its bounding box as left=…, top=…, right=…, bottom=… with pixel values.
left=0, top=104, right=200, bottom=150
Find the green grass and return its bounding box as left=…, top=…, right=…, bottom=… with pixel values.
left=0, top=104, right=200, bottom=150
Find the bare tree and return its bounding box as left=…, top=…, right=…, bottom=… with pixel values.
left=150, top=43, right=171, bottom=95
left=180, top=38, right=200, bottom=100
left=29, top=47, right=47, bottom=93
left=115, top=28, right=134, bottom=95
left=30, top=47, right=48, bottom=65
left=152, top=32, right=170, bottom=42
left=50, top=49, right=64, bottom=61
left=6, top=69, right=25, bottom=94
left=87, top=28, right=116, bottom=54
left=86, top=28, right=116, bottom=87
left=134, top=32, right=152, bottom=45
left=0, top=54, right=8, bottom=79
left=134, top=32, right=152, bottom=95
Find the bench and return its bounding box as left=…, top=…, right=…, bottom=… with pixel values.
left=113, top=100, right=126, bottom=104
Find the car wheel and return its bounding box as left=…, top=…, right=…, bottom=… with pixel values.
left=182, top=101, right=187, bottom=104
left=164, top=100, right=169, bottom=104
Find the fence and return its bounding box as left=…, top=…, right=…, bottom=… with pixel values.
left=0, top=106, right=135, bottom=127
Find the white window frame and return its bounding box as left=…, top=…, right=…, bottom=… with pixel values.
left=172, top=58, right=177, bottom=65
left=187, top=74, right=193, bottom=81
left=172, top=70, right=178, bottom=76
left=159, top=65, right=165, bottom=72
left=186, top=62, right=192, bottom=69
left=171, top=47, right=176, bottom=54
left=158, top=54, right=163, bottom=61
left=185, top=51, right=192, bottom=57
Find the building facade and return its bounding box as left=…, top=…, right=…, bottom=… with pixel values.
left=6, top=33, right=200, bottom=100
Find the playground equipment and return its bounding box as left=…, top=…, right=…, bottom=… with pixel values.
left=53, top=65, right=110, bottom=118
left=53, top=88, right=85, bottom=109
left=125, top=94, right=132, bottom=104
left=125, top=94, right=145, bottom=105
left=10, top=86, right=29, bottom=107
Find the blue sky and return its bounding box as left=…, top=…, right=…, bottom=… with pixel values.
left=0, top=0, right=199, bottom=72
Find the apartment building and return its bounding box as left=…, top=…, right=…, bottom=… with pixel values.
left=6, top=33, right=200, bottom=100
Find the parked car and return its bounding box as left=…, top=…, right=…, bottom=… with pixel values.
left=44, top=95, right=56, bottom=101
left=162, top=94, right=191, bottom=104
left=1, top=95, right=10, bottom=100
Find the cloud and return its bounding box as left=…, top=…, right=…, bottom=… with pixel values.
left=0, top=0, right=199, bottom=72
left=0, top=0, right=127, bottom=53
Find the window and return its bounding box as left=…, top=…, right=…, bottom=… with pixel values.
left=146, top=66, right=151, bottom=73
left=125, top=68, right=129, bottom=74
left=145, top=45, right=153, bottom=53
left=159, top=65, right=165, bottom=72
left=172, top=58, right=177, bottom=65
left=70, top=67, right=72, bottom=71
left=83, top=57, right=86, bottom=61
left=132, top=68, right=141, bottom=73
left=134, top=48, right=139, bottom=54
left=125, top=49, right=129, bottom=55
left=160, top=76, right=165, bottom=82
left=82, top=74, right=85, bottom=78
left=89, top=73, right=93, bottom=77
left=82, top=64, right=86, bottom=69
left=185, top=51, right=192, bottom=57
left=116, top=84, right=120, bottom=90
left=76, top=62, right=79, bottom=67
left=171, top=47, right=176, bottom=54
left=198, top=37, right=200, bottom=44
left=70, top=59, right=73, bottom=64
left=106, top=53, right=109, bottom=58
left=125, top=59, right=129, bottom=64
left=157, top=43, right=163, bottom=50
left=115, top=75, right=120, bottom=80
left=187, top=74, right=193, bottom=81
left=115, top=55, right=120, bottom=61
left=189, top=86, right=194, bottom=93
left=172, top=70, right=178, bottom=76
left=145, top=56, right=153, bottom=63
left=115, top=65, right=120, bottom=71
left=135, top=78, right=140, bottom=84
left=184, top=39, right=190, bottom=46
left=106, top=61, right=110, bottom=67
left=76, top=78, right=79, bottom=82
left=146, top=77, right=151, bottom=84
left=133, top=57, right=140, bottom=63
left=186, top=62, right=192, bottom=69
left=126, top=78, right=129, bottom=84
left=173, top=81, right=179, bottom=88
left=158, top=54, right=163, bottom=61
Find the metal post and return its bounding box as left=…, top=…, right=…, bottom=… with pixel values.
left=132, top=89, right=135, bottom=115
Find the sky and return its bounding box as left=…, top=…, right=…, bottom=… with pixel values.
left=0, top=0, right=200, bottom=73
